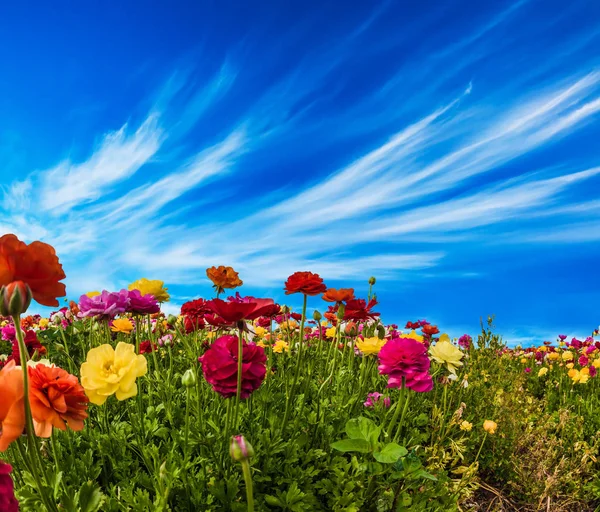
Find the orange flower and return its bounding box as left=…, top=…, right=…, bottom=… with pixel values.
left=28, top=364, right=89, bottom=438
left=0, top=361, right=25, bottom=452
left=322, top=288, right=355, bottom=303
left=0, top=234, right=66, bottom=307
left=206, top=266, right=243, bottom=293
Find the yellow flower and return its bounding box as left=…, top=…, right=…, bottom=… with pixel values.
left=562, top=351, right=574, bottom=361
left=566, top=362, right=574, bottom=369
left=256, top=341, right=267, bottom=349
left=38, top=318, right=49, bottom=329
left=254, top=326, right=266, bottom=338
left=356, top=337, right=386, bottom=356
left=460, top=421, right=473, bottom=432
left=404, top=330, right=424, bottom=343
left=593, top=358, right=600, bottom=368
left=537, top=367, right=548, bottom=377
left=86, top=291, right=101, bottom=298
left=537, top=346, right=547, bottom=352
left=325, top=326, right=337, bottom=338
left=111, top=318, right=134, bottom=334
left=429, top=340, right=464, bottom=374
left=321, top=320, right=329, bottom=327
left=80, top=342, right=148, bottom=405
left=483, top=420, right=497, bottom=434
left=273, top=340, right=289, bottom=353
left=520, top=358, right=527, bottom=364
left=547, top=352, right=560, bottom=361
left=128, top=278, right=170, bottom=302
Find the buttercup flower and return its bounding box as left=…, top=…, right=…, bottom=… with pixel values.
left=483, top=420, right=498, bottom=434
left=322, top=288, right=355, bottom=303
left=460, top=421, right=473, bottom=431
left=284, top=272, right=327, bottom=296
left=0, top=361, right=25, bottom=452
left=272, top=340, right=289, bottom=353
left=378, top=338, right=433, bottom=392
left=111, top=318, right=134, bottom=334
left=429, top=340, right=464, bottom=374
left=356, top=336, right=386, bottom=356
left=0, top=234, right=67, bottom=307
left=538, top=367, right=548, bottom=377
left=28, top=364, right=89, bottom=437
left=206, top=266, right=243, bottom=294
left=199, top=335, right=267, bottom=398
left=0, top=461, right=18, bottom=512
left=80, top=342, right=148, bottom=405
left=78, top=290, right=129, bottom=319
left=562, top=351, right=574, bottom=362
left=128, top=278, right=170, bottom=302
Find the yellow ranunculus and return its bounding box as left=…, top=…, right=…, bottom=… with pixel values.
left=547, top=352, right=560, bottom=361
left=273, top=340, right=289, bottom=353
left=86, top=291, right=101, bottom=298
left=325, top=327, right=337, bottom=338
left=38, top=318, right=49, bottom=328
left=80, top=342, right=148, bottom=405
left=254, top=326, right=266, bottom=338
left=111, top=318, right=134, bottom=334
left=404, top=330, right=424, bottom=343
left=356, top=337, right=386, bottom=356
left=429, top=340, right=464, bottom=374
left=593, top=358, right=600, bottom=368
left=562, top=351, right=574, bottom=361
left=460, top=420, right=473, bottom=432
left=256, top=341, right=267, bottom=349
left=538, top=367, right=548, bottom=377
left=483, top=420, right=497, bottom=434
left=128, top=278, right=170, bottom=302
left=566, top=362, right=574, bottom=369
left=520, top=358, right=527, bottom=364
left=438, top=333, right=451, bottom=343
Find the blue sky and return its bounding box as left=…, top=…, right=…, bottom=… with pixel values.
left=1, top=0, right=599, bottom=346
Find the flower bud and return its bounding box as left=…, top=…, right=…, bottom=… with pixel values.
left=377, top=325, right=386, bottom=339
left=344, top=322, right=357, bottom=336
left=336, top=304, right=345, bottom=321
left=368, top=276, right=376, bottom=285
left=182, top=368, right=196, bottom=388
left=230, top=435, right=254, bottom=462
left=312, top=310, right=322, bottom=322
left=0, top=281, right=32, bottom=317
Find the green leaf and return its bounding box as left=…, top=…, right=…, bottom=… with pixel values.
left=331, top=439, right=371, bottom=453
left=345, top=417, right=381, bottom=444
left=373, top=443, right=408, bottom=463
left=77, top=481, right=104, bottom=512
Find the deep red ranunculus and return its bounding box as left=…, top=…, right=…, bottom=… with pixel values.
left=378, top=338, right=433, bottom=393
left=422, top=324, right=440, bottom=336
left=0, top=460, right=18, bottom=512
left=206, top=297, right=277, bottom=325
left=139, top=340, right=157, bottom=354
left=284, top=272, right=327, bottom=296
left=8, top=329, right=46, bottom=366
left=344, top=298, right=380, bottom=322
left=199, top=335, right=267, bottom=398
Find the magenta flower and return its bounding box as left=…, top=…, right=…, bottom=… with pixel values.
left=579, top=355, right=589, bottom=367
left=127, top=289, right=160, bottom=315
left=378, top=338, right=433, bottom=393
left=1, top=324, right=15, bottom=342
left=78, top=290, right=129, bottom=319
left=458, top=334, right=472, bottom=350
left=363, top=392, right=391, bottom=408
left=590, top=366, right=597, bottom=378
left=524, top=367, right=531, bottom=373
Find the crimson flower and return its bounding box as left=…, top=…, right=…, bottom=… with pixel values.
left=199, top=335, right=267, bottom=398
left=284, top=271, right=327, bottom=296
left=344, top=298, right=380, bottom=322
left=0, top=460, right=18, bottom=512
left=207, top=297, right=277, bottom=325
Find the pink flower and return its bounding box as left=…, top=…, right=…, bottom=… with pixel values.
left=363, top=392, right=391, bottom=408
left=590, top=366, right=597, bottom=378
left=378, top=338, right=433, bottom=392
left=0, top=461, right=18, bottom=512
left=127, top=290, right=160, bottom=315
left=199, top=335, right=267, bottom=398
left=78, top=290, right=128, bottom=319
left=579, top=355, right=589, bottom=367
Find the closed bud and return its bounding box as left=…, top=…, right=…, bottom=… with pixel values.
left=167, top=314, right=178, bottom=325
left=344, top=322, right=357, bottom=336
left=368, top=276, right=376, bottom=285
left=377, top=325, right=386, bottom=339
left=182, top=368, right=196, bottom=388
left=55, top=343, right=66, bottom=353
left=0, top=281, right=32, bottom=317
left=230, top=435, right=254, bottom=462
left=312, top=310, right=322, bottom=322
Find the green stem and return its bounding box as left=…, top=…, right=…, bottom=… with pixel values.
left=474, top=433, right=488, bottom=463
left=394, top=390, right=412, bottom=442
left=241, top=460, right=255, bottom=512
left=234, top=327, right=244, bottom=429
left=386, top=379, right=406, bottom=438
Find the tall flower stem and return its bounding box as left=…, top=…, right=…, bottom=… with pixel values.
left=13, top=315, right=59, bottom=512
left=393, top=390, right=412, bottom=442
left=281, top=294, right=308, bottom=431
left=234, top=327, right=244, bottom=429
left=474, top=433, right=488, bottom=463
left=241, top=460, right=255, bottom=512
left=386, top=378, right=406, bottom=438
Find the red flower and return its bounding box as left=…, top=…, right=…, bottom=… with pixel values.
left=344, top=298, right=380, bottom=322
left=8, top=330, right=46, bottom=366
left=422, top=324, right=440, bottom=336
left=284, top=272, right=327, bottom=296
left=139, top=341, right=157, bottom=354
left=199, top=335, right=267, bottom=398
left=322, top=288, right=355, bottom=303
left=207, top=297, right=277, bottom=325
left=28, top=364, right=89, bottom=437
left=0, top=234, right=66, bottom=307
left=0, top=460, right=18, bottom=512
left=405, top=321, right=421, bottom=330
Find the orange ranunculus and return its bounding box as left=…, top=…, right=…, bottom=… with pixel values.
left=0, top=361, right=25, bottom=452
left=422, top=324, right=440, bottom=336
left=28, top=364, right=89, bottom=438
left=0, top=234, right=66, bottom=307
left=322, top=288, right=355, bottom=303
left=206, top=266, right=243, bottom=293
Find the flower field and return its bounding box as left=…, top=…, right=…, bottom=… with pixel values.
left=1, top=234, right=600, bottom=511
